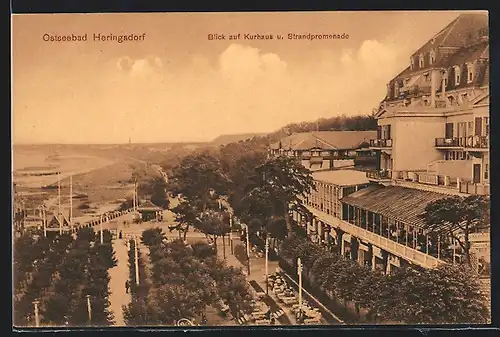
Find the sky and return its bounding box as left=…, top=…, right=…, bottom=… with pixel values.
left=11, top=11, right=480, bottom=144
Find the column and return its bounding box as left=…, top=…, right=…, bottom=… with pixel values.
left=317, top=221, right=323, bottom=244
left=385, top=254, right=392, bottom=275
left=371, top=250, right=376, bottom=271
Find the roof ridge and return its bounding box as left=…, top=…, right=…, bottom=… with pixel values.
left=314, top=136, right=338, bottom=149
left=440, top=15, right=461, bottom=47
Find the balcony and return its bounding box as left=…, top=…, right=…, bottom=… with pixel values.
left=366, top=170, right=392, bottom=183
left=435, top=136, right=489, bottom=150
left=458, top=181, right=490, bottom=196
left=466, top=135, right=489, bottom=150
left=369, top=139, right=392, bottom=148
left=305, top=206, right=444, bottom=269
left=435, top=137, right=461, bottom=148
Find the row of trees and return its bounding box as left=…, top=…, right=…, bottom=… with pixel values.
left=279, top=235, right=490, bottom=324
left=14, top=229, right=117, bottom=327
left=165, top=145, right=490, bottom=325
left=123, top=228, right=253, bottom=325
left=14, top=233, right=74, bottom=326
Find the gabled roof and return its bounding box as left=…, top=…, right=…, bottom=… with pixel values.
left=413, top=13, right=488, bottom=56
left=138, top=200, right=162, bottom=210
left=270, top=131, right=376, bottom=151
left=387, top=14, right=488, bottom=84
left=46, top=213, right=71, bottom=228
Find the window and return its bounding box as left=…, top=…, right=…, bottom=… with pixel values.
left=454, top=66, right=461, bottom=85
left=419, top=54, right=424, bottom=68
left=485, top=117, right=489, bottom=136
left=410, top=57, right=415, bottom=70
left=461, top=93, right=469, bottom=104
left=485, top=164, right=489, bottom=180
left=423, top=72, right=430, bottom=82
left=430, top=50, right=436, bottom=65
left=467, top=63, right=474, bottom=83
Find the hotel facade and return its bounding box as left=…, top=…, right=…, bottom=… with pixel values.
left=291, top=14, right=490, bottom=281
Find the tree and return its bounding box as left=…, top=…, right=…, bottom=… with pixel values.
left=144, top=176, right=170, bottom=209
left=119, top=197, right=134, bottom=211
left=237, top=187, right=275, bottom=225
left=420, top=195, right=490, bottom=266
left=141, top=227, right=166, bottom=248
left=244, top=156, right=315, bottom=235
left=210, top=263, right=253, bottom=319
left=169, top=153, right=231, bottom=210
left=191, top=242, right=217, bottom=261
left=152, top=283, right=207, bottom=324
left=170, top=200, right=199, bottom=240
left=265, top=216, right=288, bottom=248
left=195, top=211, right=230, bottom=255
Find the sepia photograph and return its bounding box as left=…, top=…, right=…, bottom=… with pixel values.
left=11, top=10, right=490, bottom=328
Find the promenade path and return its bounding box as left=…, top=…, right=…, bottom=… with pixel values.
left=108, top=238, right=131, bottom=326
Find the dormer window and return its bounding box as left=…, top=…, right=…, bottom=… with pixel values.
left=429, top=50, right=436, bottom=65
left=442, top=71, right=448, bottom=88
left=423, top=72, right=430, bottom=82
left=410, top=57, right=415, bottom=70
left=467, top=63, right=474, bottom=83
left=419, top=54, right=424, bottom=68
left=454, top=66, right=461, bottom=85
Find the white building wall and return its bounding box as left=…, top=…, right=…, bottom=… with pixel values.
left=391, top=116, right=444, bottom=171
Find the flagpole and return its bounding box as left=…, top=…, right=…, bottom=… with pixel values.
left=58, top=172, right=62, bottom=235
left=70, top=175, right=73, bottom=232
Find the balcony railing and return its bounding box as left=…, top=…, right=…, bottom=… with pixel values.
left=458, top=181, right=490, bottom=196
left=305, top=206, right=444, bottom=269
left=366, top=170, right=392, bottom=180
left=435, top=136, right=489, bottom=149
left=370, top=139, right=392, bottom=148
left=435, top=137, right=460, bottom=147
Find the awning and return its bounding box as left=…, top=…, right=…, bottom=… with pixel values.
left=401, top=75, right=422, bottom=91
left=341, top=185, right=448, bottom=229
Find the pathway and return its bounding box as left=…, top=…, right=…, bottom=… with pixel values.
left=216, top=237, right=294, bottom=325
left=108, top=238, right=131, bottom=326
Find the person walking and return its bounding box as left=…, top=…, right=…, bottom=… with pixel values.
left=125, top=280, right=130, bottom=294
left=119, top=230, right=123, bottom=239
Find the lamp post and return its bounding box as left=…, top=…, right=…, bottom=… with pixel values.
left=86, top=295, right=92, bottom=325
left=265, top=236, right=269, bottom=294
left=229, top=214, right=234, bottom=255
left=297, top=257, right=303, bottom=323
left=242, top=224, right=251, bottom=275
left=33, top=300, right=40, bottom=327
left=100, top=214, right=104, bottom=244
left=134, top=236, right=140, bottom=285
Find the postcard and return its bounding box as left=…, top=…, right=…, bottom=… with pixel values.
left=12, top=11, right=490, bottom=328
